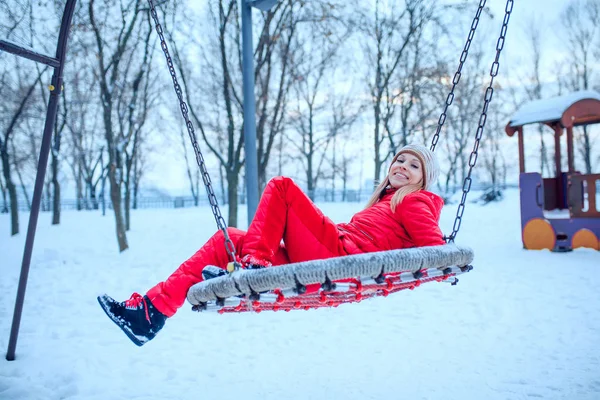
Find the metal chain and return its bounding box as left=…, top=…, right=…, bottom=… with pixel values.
left=147, top=0, right=238, bottom=263
left=446, top=0, right=513, bottom=242
left=430, top=0, right=486, bottom=153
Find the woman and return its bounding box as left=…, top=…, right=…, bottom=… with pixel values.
left=98, top=143, right=445, bottom=346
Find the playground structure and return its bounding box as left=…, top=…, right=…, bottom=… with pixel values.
left=506, top=90, right=600, bottom=251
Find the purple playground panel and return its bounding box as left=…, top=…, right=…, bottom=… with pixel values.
left=519, top=172, right=600, bottom=251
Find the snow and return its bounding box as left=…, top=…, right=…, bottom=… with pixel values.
left=508, top=90, right=600, bottom=127
left=543, top=209, right=571, bottom=219
left=1, top=189, right=600, bottom=400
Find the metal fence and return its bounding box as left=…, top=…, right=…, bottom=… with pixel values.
left=1, top=184, right=514, bottom=213
left=1, top=188, right=372, bottom=213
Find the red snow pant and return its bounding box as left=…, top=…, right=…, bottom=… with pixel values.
left=147, top=176, right=349, bottom=317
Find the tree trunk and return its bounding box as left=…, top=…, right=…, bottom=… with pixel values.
left=43, top=181, right=51, bottom=212
left=539, top=125, right=551, bottom=177
left=582, top=125, right=592, bottom=174
left=1, top=152, right=19, bottom=235
left=277, top=132, right=284, bottom=176
left=8, top=179, right=18, bottom=235
left=133, top=155, right=139, bottom=210
left=100, top=169, right=107, bottom=216
left=0, top=176, right=8, bottom=213
left=88, top=153, right=103, bottom=210
left=306, top=109, right=315, bottom=200
left=373, top=101, right=382, bottom=182
left=331, top=133, right=336, bottom=202
left=77, top=161, right=84, bottom=210
left=108, top=166, right=128, bottom=251
left=342, top=159, right=348, bottom=202
left=124, top=174, right=131, bottom=231
left=14, top=161, right=31, bottom=211
left=124, top=152, right=133, bottom=231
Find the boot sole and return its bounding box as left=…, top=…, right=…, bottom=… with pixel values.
left=97, top=295, right=147, bottom=347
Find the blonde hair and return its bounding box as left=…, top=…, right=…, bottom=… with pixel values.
left=364, top=151, right=424, bottom=213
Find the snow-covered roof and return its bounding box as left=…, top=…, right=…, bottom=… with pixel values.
left=508, top=90, right=600, bottom=127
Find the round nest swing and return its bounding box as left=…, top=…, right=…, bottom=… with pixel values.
left=187, top=244, right=474, bottom=313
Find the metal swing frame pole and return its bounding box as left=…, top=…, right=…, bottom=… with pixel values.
left=241, top=0, right=259, bottom=225
left=240, top=0, right=279, bottom=224
left=6, top=0, right=78, bottom=361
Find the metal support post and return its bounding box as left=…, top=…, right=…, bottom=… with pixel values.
left=241, top=0, right=259, bottom=225
left=6, top=0, right=77, bottom=361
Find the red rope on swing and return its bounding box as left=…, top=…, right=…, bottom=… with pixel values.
left=212, top=268, right=462, bottom=314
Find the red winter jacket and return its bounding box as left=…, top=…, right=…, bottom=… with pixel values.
left=240, top=177, right=445, bottom=267
left=338, top=189, right=445, bottom=254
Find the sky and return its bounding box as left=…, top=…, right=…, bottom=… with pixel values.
left=493, top=0, right=575, bottom=82
left=1, top=188, right=599, bottom=399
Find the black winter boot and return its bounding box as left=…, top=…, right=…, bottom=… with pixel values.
left=201, top=265, right=227, bottom=280
left=97, top=293, right=167, bottom=347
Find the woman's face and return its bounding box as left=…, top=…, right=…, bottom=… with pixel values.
left=388, top=152, right=424, bottom=189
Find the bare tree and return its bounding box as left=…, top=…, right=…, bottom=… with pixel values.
left=253, top=1, right=345, bottom=191
left=560, top=0, right=600, bottom=173
left=288, top=22, right=344, bottom=199
left=518, top=17, right=553, bottom=177
left=163, top=0, right=244, bottom=227
left=88, top=0, right=153, bottom=251
left=0, top=65, right=46, bottom=235
left=437, top=49, right=487, bottom=196
left=327, top=95, right=362, bottom=201
left=173, top=123, right=201, bottom=206
left=385, top=15, right=440, bottom=160
left=47, top=88, right=68, bottom=224
left=158, top=9, right=205, bottom=208
left=0, top=0, right=56, bottom=234
left=10, top=134, right=33, bottom=211
left=162, top=1, right=347, bottom=225
left=121, top=15, right=156, bottom=229
left=356, top=0, right=435, bottom=183
left=0, top=171, right=8, bottom=213
left=59, top=6, right=108, bottom=212
left=63, top=61, right=105, bottom=211
left=480, top=93, right=509, bottom=189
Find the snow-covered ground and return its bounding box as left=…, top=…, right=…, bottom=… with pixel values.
left=1, top=189, right=599, bottom=400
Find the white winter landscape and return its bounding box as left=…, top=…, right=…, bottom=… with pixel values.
left=1, top=189, right=599, bottom=400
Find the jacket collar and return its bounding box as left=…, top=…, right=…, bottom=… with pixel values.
left=381, top=186, right=397, bottom=199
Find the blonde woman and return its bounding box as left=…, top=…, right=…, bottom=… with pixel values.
left=98, top=144, right=444, bottom=346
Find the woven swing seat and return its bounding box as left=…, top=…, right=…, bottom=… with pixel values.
left=186, top=244, right=474, bottom=313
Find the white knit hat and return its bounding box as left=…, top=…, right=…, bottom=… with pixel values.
left=393, top=144, right=440, bottom=191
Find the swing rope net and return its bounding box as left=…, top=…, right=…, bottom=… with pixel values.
left=187, top=244, right=474, bottom=313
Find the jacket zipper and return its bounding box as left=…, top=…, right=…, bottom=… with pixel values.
left=354, top=226, right=375, bottom=242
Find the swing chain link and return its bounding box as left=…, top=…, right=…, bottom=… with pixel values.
left=430, top=0, right=487, bottom=153
left=446, top=0, right=513, bottom=243
left=147, top=0, right=238, bottom=263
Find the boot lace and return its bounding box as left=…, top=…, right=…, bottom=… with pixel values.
left=124, top=292, right=150, bottom=323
